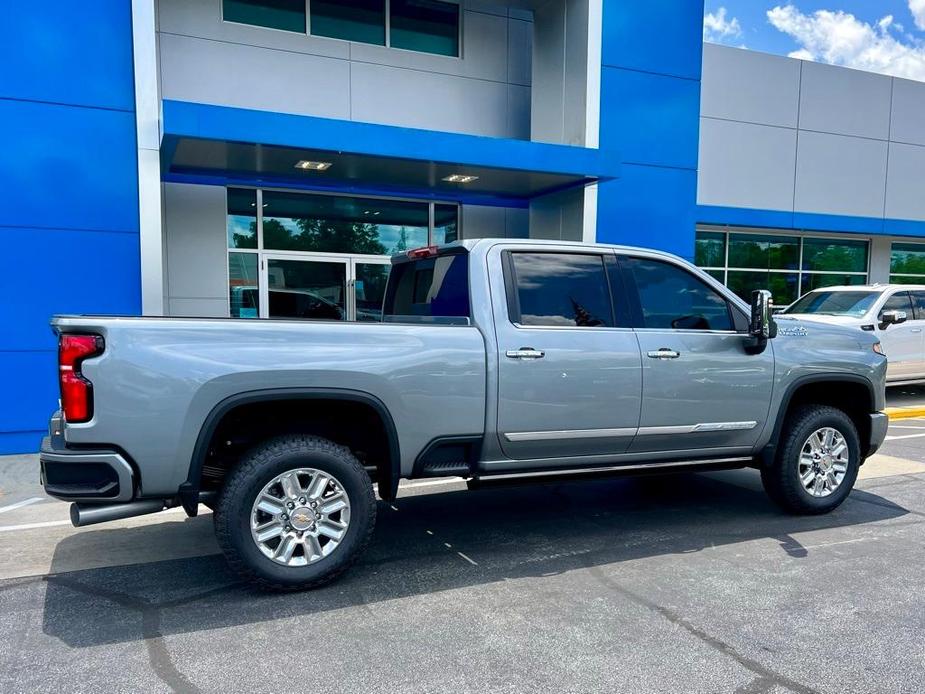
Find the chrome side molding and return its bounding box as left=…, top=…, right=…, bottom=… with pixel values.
left=504, top=421, right=757, bottom=442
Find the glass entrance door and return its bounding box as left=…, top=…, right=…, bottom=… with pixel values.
left=259, top=254, right=391, bottom=321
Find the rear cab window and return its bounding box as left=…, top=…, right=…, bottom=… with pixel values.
left=382, top=250, right=470, bottom=324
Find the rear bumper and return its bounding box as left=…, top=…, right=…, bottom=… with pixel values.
left=39, top=412, right=135, bottom=503
left=866, top=412, right=889, bottom=457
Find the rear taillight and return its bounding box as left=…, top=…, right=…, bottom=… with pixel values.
left=407, top=245, right=439, bottom=259
left=58, top=334, right=104, bottom=423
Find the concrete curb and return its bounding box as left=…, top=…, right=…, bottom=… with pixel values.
left=884, top=407, right=925, bottom=420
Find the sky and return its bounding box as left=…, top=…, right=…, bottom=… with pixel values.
left=703, top=1, right=925, bottom=81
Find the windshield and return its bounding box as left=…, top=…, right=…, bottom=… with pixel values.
left=784, top=290, right=878, bottom=317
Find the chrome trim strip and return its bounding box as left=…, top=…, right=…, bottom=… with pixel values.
left=482, top=457, right=754, bottom=481
left=504, top=427, right=637, bottom=442
left=637, top=421, right=757, bottom=436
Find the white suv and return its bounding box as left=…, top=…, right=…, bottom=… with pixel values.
left=781, top=284, right=925, bottom=385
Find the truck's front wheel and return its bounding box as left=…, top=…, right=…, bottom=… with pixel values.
left=214, top=435, right=376, bottom=590
left=761, top=404, right=860, bottom=515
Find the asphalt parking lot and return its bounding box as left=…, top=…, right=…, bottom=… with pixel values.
left=2, top=414, right=925, bottom=692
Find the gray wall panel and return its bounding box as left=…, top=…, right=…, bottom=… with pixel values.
left=508, top=84, right=531, bottom=140
left=159, top=33, right=351, bottom=118
left=885, top=142, right=925, bottom=221
left=697, top=118, right=797, bottom=211
left=164, top=182, right=228, bottom=312
left=461, top=204, right=507, bottom=238
left=794, top=131, right=888, bottom=217
left=798, top=61, right=892, bottom=140
left=350, top=62, right=511, bottom=136
left=168, top=298, right=229, bottom=317
left=701, top=44, right=800, bottom=128
left=508, top=17, right=533, bottom=86
left=891, top=77, right=925, bottom=147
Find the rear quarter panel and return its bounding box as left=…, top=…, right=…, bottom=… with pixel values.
left=56, top=317, right=487, bottom=496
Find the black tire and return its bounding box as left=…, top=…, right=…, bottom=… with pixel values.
left=761, top=404, right=860, bottom=515
left=214, top=434, right=376, bottom=591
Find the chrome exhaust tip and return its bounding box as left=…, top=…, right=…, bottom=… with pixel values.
left=70, top=499, right=168, bottom=527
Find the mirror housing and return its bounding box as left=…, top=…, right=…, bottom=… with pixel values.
left=746, top=289, right=776, bottom=354
left=879, top=309, right=907, bottom=328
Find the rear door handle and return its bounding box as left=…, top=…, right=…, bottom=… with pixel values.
left=647, top=348, right=681, bottom=360
left=911, top=328, right=923, bottom=333
left=506, top=348, right=545, bottom=360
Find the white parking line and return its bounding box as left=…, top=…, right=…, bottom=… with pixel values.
left=0, top=519, right=72, bottom=534
left=0, top=497, right=44, bottom=515
left=885, top=432, right=925, bottom=441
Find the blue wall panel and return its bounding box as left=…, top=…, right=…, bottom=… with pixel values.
left=602, top=0, right=705, bottom=80
left=600, top=66, right=700, bottom=170
left=598, top=165, right=698, bottom=259
left=1, top=228, right=141, bottom=351
left=0, top=1, right=135, bottom=111
left=0, top=5, right=139, bottom=454
left=0, top=100, right=139, bottom=233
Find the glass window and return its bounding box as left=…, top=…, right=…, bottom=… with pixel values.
left=880, top=292, right=913, bottom=320
left=891, top=243, right=925, bottom=276
left=695, top=231, right=725, bottom=268
left=910, top=291, right=925, bottom=320
left=800, top=273, right=867, bottom=293
left=383, top=253, right=470, bottom=320
left=390, top=0, right=459, bottom=56
left=227, top=188, right=258, bottom=249
left=785, top=290, right=879, bottom=317
left=229, top=253, right=259, bottom=318
left=354, top=262, right=390, bottom=322
left=432, top=203, right=459, bottom=245
left=262, top=192, right=428, bottom=254
left=509, top=253, right=613, bottom=328
left=223, top=0, right=306, bottom=32
left=728, top=233, right=799, bottom=270
left=727, top=270, right=799, bottom=307
left=266, top=258, right=346, bottom=320
left=625, top=257, right=733, bottom=331
left=802, top=238, right=868, bottom=273
left=311, top=0, right=386, bottom=45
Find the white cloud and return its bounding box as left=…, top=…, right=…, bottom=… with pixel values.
left=767, top=4, right=925, bottom=81
left=704, top=7, right=743, bottom=43
left=910, top=0, right=925, bottom=31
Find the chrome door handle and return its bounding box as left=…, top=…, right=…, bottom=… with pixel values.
left=647, top=348, right=681, bottom=360
left=911, top=328, right=923, bottom=333
left=506, top=348, right=545, bottom=360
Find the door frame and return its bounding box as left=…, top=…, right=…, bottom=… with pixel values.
left=259, top=252, right=391, bottom=321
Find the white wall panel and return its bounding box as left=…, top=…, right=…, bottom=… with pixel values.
left=701, top=44, right=800, bottom=128
left=164, top=182, right=228, bottom=305
left=891, top=77, right=925, bottom=147
left=794, top=131, right=888, bottom=217
left=798, top=61, right=892, bottom=140
left=885, top=142, right=925, bottom=221
left=697, top=118, right=797, bottom=210
left=159, top=33, right=350, bottom=118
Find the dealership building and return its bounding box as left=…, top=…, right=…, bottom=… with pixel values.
left=4, top=0, right=925, bottom=454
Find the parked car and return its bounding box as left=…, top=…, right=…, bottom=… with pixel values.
left=40, top=239, right=887, bottom=590
left=781, top=284, right=925, bottom=385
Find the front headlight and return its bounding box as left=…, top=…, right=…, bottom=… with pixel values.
left=872, top=342, right=884, bottom=356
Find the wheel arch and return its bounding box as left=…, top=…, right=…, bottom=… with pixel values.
left=759, top=374, right=876, bottom=467
left=180, top=388, right=401, bottom=514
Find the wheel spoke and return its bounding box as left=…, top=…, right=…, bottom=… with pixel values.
left=825, top=471, right=838, bottom=490
left=800, top=469, right=816, bottom=487
left=256, top=495, right=285, bottom=516
left=306, top=534, right=323, bottom=559
left=255, top=521, right=283, bottom=543
left=813, top=476, right=825, bottom=496
left=275, top=535, right=297, bottom=562
left=320, top=493, right=347, bottom=514
left=831, top=442, right=848, bottom=460
left=280, top=473, right=300, bottom=500
left=808, top=433, right=823, bottom=454
left=823, top=429, right=835, bottom=449
left=317, top=520, right=346, bottom=541
left=307, top=473, right=330, bottom=500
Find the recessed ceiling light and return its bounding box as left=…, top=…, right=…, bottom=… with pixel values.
left=442, top=174, right=479, bottom=183
left=295, top=160, right=332, bottom=171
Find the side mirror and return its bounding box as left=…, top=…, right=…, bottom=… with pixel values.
left=746, top=289, right=776, bottom=354
left=879, top=309, right=907, bottom=328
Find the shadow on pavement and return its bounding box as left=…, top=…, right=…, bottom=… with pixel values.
left=41, top=471, right=909, bottom=648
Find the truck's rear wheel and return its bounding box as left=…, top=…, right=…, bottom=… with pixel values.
left=214, top=434, right=376, bottom=590
left=761, top=404, right=860, bottom=515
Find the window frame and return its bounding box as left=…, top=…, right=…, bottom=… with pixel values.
left=618, top=253, right=743, bottom=334
left=221, top=0, right=463, bottom=58
left=501, top=250, right=626, bottom=330
left=695, top=226, right=871, bottom=305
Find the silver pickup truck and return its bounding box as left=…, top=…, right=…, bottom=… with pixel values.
left=40, top=239, right=888, bottom=590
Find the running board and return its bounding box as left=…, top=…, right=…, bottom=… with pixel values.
left=466, top=457, right=753, bottom=491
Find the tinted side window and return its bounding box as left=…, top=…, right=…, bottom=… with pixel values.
left=623, top=257, right=733, bottom=331
left=880, top=292, right=913, bottom=318
left=909, top=291, right=925, bottom=320
left=383, top=253, right=470, bottom=319
left=510, top=253, right=614, bottom=327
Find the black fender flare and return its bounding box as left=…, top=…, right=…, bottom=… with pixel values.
left=758, top=373, right=876, bottom=467
left=179, top=388, right=401, bottom=514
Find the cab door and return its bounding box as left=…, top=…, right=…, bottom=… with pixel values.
left=491, top=246, right=642, bottom=460
left=619, top=254, right=775, bottom=454
left=878, top=291, right=923, bottom=381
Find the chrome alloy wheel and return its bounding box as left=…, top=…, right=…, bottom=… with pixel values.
left=250, top=468, right=351, bottom=566
left=799, top=427, right=849, bottom=498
